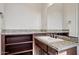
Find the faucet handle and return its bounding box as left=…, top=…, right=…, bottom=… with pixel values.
left=50, top=34, right=54, bottom=38
left=47, top=34, right=50, bottom=36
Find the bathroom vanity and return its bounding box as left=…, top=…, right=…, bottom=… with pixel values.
left=34, top=36, right=77, bottom=55
left=1, top=30, right=77, bottom=55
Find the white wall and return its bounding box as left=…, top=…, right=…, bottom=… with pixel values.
left=4, top=3, right=42, bottom=29
left=0, top=4, right=4, bottom=12
left=77, top=4, right=79, bottom=55
left=78, top=4, right=79, bottom=41
left=41, top=4, right=48, bottom=30
left=0, top=3, right=4, bottom=55
left=47, top=4, right=63, bottom=30
left=63, top=4, right=78, bottom=37
left=63, top=3, right=79, bottom=55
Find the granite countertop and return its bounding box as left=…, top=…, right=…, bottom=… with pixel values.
left=1, top=29, right=69, bottom=35
left=34, top=36, right=77, bottom=51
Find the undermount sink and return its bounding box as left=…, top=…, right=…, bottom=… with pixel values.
left=36, top=36, right=52, bottom=40
left=35, top=36, right=64, bottom=43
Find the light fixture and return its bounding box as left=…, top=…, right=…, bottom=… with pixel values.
left=47, top=3, right=54, bottom=8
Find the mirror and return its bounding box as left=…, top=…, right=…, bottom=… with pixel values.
left=46, top=3, right=79, bottom=36
left=47, top=3, right=63, bottom=30
left=47, top=3, right=77, bottom=32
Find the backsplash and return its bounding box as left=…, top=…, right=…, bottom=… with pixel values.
left=56, top=35, right=78, bottom=43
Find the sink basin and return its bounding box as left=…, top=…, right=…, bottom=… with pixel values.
left=35, top=36, right=64, bottom=43
left=36, top=36, right=52, bottom=40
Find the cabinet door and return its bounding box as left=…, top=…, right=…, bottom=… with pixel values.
left=35, top=39, right=47, bottom=53
left=67, top=47, right=77, bottom=55
left=35, top=45, right=47, bottom=55
left=48, top=47, right=58, bottom=55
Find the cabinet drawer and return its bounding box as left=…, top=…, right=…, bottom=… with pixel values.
left=35, top=39, right=47, bottom=52
left=5, top=35, right=32, bottom=44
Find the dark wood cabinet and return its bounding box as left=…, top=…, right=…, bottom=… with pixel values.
left=35, top=39, right=47, bottom=52
left=1, top=32, right=69, bottom=55
left=48, top=47, right=58, bottom=55
left=35, top=39, right=77, bottom=55
left=3, top=34, right=33, bottom=55
left=35, top=39, right=48, bottom=55
left=15, top=51, right=32, bottom=55
left=67, top=47, right=77, bottom=55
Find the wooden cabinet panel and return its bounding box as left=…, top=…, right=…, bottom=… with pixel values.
left=5, top=35, right=32, bottom=44
left=35, top=39, right=47, bottom=52
left=67, top=47, right=77, bottom=55
left=4, top=34, right=33, bottom=55
left=48, top=47, right=58, bottom=55
left=15, top=51, right=32, bottom=55
left=6, top=43, right=32, bottom=54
